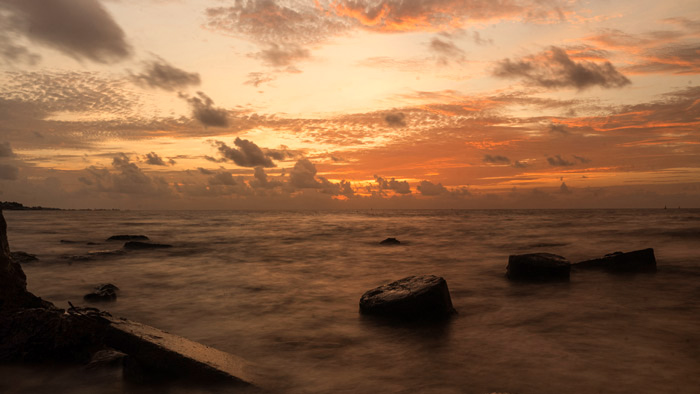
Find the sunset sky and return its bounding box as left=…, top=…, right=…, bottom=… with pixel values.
left=0, top=0, right=698, bottom=209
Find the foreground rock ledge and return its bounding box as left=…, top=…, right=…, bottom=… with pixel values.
left=507, top=253, right=571, bottom=281
left=359, top=275, right=456, bottom=320
left=575, top=248, right=656, bottom=273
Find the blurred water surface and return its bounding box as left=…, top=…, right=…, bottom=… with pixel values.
left=2, top=209, right=700, bottom=393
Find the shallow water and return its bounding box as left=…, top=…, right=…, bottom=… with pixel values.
left=2, top=209, right=700, bottom=393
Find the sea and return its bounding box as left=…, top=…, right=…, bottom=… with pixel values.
left=1, top=209, right=699, bottom=394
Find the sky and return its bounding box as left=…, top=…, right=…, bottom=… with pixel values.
left=0, top=0, right=699, bottom=209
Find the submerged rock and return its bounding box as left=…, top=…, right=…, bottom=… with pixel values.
left=85, top=348, right=127, bottom=370
left=575, top=248, right=656, bottom=273
left=123, top=241, right=172, bottom=250
left=507, top=253, right=571, bottom=281
left=107, top=235, right=149, bottom=241
left=359, top=275, right=456, bottom=320
left=379, top=237, right=401, bottom=245
left=10, top=251, right=38, bottom=264
left=84, top=284, right=120, bottom=302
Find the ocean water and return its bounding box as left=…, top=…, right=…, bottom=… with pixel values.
left=2, top=209, right=700, bottom=394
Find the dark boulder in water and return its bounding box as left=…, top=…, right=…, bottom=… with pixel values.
left=107, top=235, right=149, bottom=241
left=123, top=241, right=172, bottom=250
left=10, top=251, right=38, bottom=264
left=84, top=284, right=120, bottom=302
left=575, top=248, right=656, bottom=273
left=507, top=253, right=571, bottom=281
left=359, top=275, right=456, bottom=320
left=379, top=237, right=401, bottom=245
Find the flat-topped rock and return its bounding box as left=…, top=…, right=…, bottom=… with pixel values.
left=107, top=235, right=149, bottom=241
left=359, top=275, right=456, bottom=320
left=123, top=241, right=172, bottom=249
left=507, top=253, right=571, bottom=281
left=575, top=248, right=656, bottom=273
left=103, top=315, right=261, bottom=386
left=379, top=237, right=401, bottom=245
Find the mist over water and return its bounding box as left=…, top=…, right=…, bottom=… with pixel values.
left=2, top=209, right=700, bottom=393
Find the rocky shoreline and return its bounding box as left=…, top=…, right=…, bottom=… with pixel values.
left=0, top=210, right=261, bottom=388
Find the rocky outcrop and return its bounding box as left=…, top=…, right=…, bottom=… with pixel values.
left=0, top=210, right=262, bottom=387
left=0, top=211, right=48, bottom=311
left=379, top=237, right=401, bottom=245
left=84, top=284, right=120, bottom=302
left=575, top=248, right=656, bottom=273
left=107, top=235, right=149, bottom=241
left=123, top=241, right=172, bottom=250
left=359, top=275, right=456, bottom=320
left=10, top=251, right=38, bottom=264
left=506, top=253, right=571, bottom=281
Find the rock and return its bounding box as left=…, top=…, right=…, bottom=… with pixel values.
left=10, top=251, right=38, bottom=264
left=379, top=237, right=401, bottom=245
left=506, top=253, right=571, bottom=281
left=84, top=284, right=119, bottom=302
left=359, top=275, right=456, bottom=320
left=575, top=248, right=656, bottom=273
left=123, top=241, right=172, bottom=250
left=107, top=235, right=149, bottom=241
left=85, top=348, right=127, bottom=370
left=103, top=315, right=261, bottom=386
left=0, top=307, right=108, bottom=363
left=0, top=210, right=49, bottom=311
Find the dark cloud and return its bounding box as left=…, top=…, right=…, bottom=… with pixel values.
left=254, top=43, right=310, bottom=67
left=197, top=167, right=215, bottom=175
left=374, top=175, right=411, bottom=194
left=245, top=72, right=275, bottom=87
left=251, top=166, right=282, bottom=189
left=264, top=146, right=301, bottom=161
left=208, top=171, right=237, bottom=186
left=547, top=155, right=575, bottom=166
left=493, top=46, right=631, bottom=90
left=0, top=0, right=131, bottom=63
left=143, top=152, right=167, bottom=166
left=560, top=182, right=571, bottom=194
left=0, top=32, right=41, bottom=65
left=290, top=158, right=321, bottom=189
left=0, top=164, right=19, bottom=180
left=548, top=123, right=569, bottom=134
left=131, top=60, right=201, bottom=91
left=206, top=1, right=347, bottom=46
left=483, top=154, right=511, bottom=164
left=0, top=142, right=14, bottom=157
left=384, top=112, right=407, bottom=127
left=214, top=138, right=275, bottom=168
left=429, top=37, right=465, bottom=65
left=417, top=180, right=447, bottom=196
left=180, top=92, right=229, bottom=128
left=573, top=155, right=591, bottom=164
left=83, top=154, right=170, bottom=195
